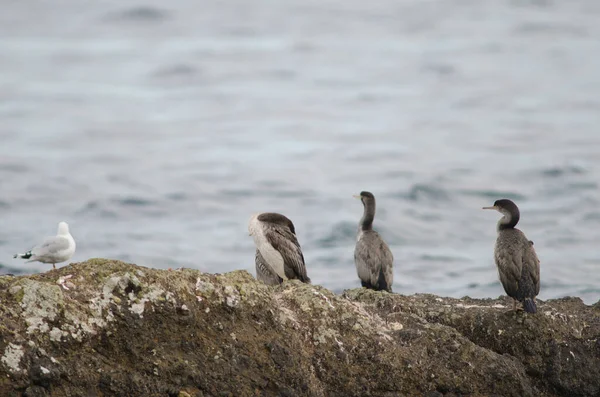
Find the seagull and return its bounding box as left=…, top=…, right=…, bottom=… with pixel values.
left=14, top=221, right=76, bottom=269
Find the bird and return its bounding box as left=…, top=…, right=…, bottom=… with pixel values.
left=14, top=221, right=76, bottom=269
left=483, top=199, right=540, bottom=313
left=248, top=212, right=310, bottom=285
left=353, top=191, right=394, bottom=292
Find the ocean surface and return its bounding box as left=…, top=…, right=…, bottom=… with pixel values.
left=1, top=0, right=599, bottom=303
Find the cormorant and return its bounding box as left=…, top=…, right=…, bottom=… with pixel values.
left=483, top=199, right=540, bottom=313
left=248, top=212, right=310, bottom=285
left=354, top=191, right=394, bottom=292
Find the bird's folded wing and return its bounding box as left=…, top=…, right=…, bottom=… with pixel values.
left=264, top=226, right=308, bottom=281
left=525, top=245, right=541, bottom=296
left=495, top=249, right=522, bottom=297
left=32, top=236, right=70, bottom=257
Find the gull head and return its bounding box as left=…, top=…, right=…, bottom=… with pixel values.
left=57, top=221, right=70, bottom=235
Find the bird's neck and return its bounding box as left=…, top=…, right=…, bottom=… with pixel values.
left=497, top=211, right=519, bottom=231
left=360, top=203, right=375, bottom=231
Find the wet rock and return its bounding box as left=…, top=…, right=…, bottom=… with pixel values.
left=0, top=259, right=598, bottom=396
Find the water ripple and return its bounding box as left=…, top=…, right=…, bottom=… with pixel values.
left=104, top=6, right=170, bottom=23
left=391, top=184, right=450, bottom=202
left=315, top=221, right=357, bottom=248
left=459, top=190, right=527, bottom=201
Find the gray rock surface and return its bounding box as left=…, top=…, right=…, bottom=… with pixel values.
left=0, top=259, right=598, bottom=396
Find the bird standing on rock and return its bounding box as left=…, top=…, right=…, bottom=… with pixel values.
left=483, top=199, right=540, bottom=313
left=248, top=212, right=310, bottom=285
left=354, top=191, right=394, bottom=292
left=14, top=221, right=76, bottom=269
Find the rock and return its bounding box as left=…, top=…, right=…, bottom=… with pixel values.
left=0, top=259, right=598, bottom=396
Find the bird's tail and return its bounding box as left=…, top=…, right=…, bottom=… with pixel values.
left=14, top=251, right=33, bottom=260
left=523, top=298, right=537, bottom=314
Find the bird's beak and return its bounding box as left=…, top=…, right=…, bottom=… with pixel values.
left=482, top=206, right=498, bottom=210
left=353, top=194, right=361, bottom=200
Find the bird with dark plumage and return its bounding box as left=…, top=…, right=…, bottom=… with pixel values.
left=248, top=212, right=310, bottom=285
left=483, top=199, right=540, bottom=313
left=353, top=191, right=394, bottom=292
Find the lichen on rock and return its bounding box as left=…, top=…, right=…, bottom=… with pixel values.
left=1, top=343, right=24, bottom=373
left=17, top=279, right=64, bottom=334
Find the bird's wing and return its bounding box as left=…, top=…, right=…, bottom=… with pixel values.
left=355, top=231, right=394, bottom=288
left=255, top=250, right=283, bottom=285
left=263, top=224, right=309, bottom=282
left=379, top=238, right=394, bottom=289
left=354, top=237, right=375, bottom=283
left=524, top=243, right=541, bottom=296
left=32, top=236, right=70, bottom=259
left=495, top=246, right=522, bottom=298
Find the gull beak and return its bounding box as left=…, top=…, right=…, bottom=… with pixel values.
left=482, top=206, right=498, bottom=210
left=353, top=194, right=362, bottom=200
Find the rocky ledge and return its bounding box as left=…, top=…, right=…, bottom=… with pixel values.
left=0, top=259, right=598, bottom=397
